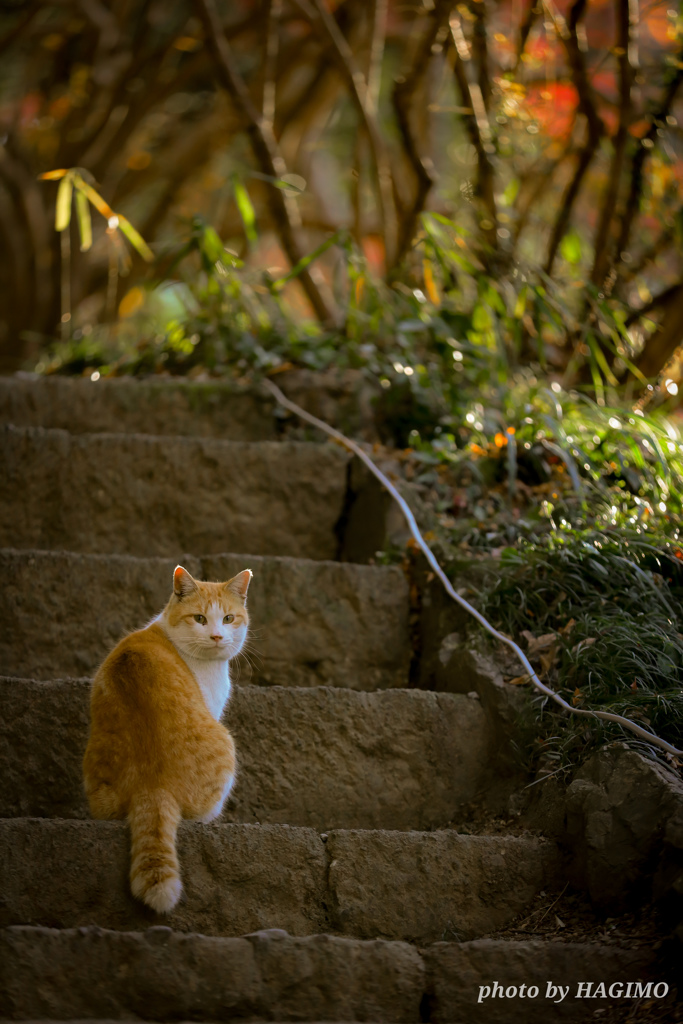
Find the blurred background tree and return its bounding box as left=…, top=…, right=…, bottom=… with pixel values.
left=0, top=0, right=682, bottom=390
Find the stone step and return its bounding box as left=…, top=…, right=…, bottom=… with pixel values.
left=0, top=926, right=657, bottom=1023
left=0, top=374, right=277, bottom=441
left=1, top=678, right=496, bottom=829
left=0, top=369, right=380, bottom=442
left=0, top=819, right=560, bottom=944
left=1, top=550, right=410, bottom=688
left=1, top=425, right=351, bottom=560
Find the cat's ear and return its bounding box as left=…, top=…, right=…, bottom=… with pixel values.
left=224, top=569, right=252, bottom=600
left=173, top=565, right=198, bottom=600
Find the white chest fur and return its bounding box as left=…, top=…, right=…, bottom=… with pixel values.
left=177, top=653, right=232, bottom=721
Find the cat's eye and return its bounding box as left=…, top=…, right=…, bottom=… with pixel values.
left=193, top=614, right=207, bottom=624
left=223, top=613, right=234, bottom=624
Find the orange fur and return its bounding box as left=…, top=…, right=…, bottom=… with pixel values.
left=83, top=566, right=251, bottom=913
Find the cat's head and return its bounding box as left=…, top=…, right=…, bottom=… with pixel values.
left=162, top=565, right=252, bottom=662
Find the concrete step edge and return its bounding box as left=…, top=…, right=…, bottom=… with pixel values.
left=1, top=676, right=498, bottom=829
left=0, top=426, right=351, bottom=561
left=2, top=549, right=410, bottom=689
left=0, top=925, right=661, bottom=1024
left=0, top=369, right=382, bottom=443
left=0, top=818, right=560, bottom=944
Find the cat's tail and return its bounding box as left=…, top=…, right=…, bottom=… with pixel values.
left=128, top=790, right=182, bottom=913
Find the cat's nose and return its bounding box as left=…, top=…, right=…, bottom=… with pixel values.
left=210, top=634, right=222, bottom=642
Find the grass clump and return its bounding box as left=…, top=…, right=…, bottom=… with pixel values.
left=481, top=527, right=683, bottom=772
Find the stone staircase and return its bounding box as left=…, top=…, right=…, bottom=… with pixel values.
left=0, top=374, right=659, bottom=1022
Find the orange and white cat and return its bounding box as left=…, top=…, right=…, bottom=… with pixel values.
left=83, top=564, right=252, bottom=914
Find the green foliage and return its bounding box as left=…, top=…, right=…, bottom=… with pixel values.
left=39, top=168, right=154, bottom=260
left=482, top=526, right=683, bottom=771
left=35, top=214, right=683, bottom=773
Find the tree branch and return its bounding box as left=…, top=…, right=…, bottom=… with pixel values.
left=448, top=14, right=498, bottom=252
left=392, top=1, right=452, bottom=266
left=590, top=0, right=638, bottom=287
left=196, top=0, right=335, bottom=323
left=262, top=0, right=282, bottom=127
left=613, top=58, right=683, bottom=278
left=544, top=0, right=604, bottom=275
left=633, top=281, right=683, bottom=380
left=471, top=0, right=492, bottom=110
left=514, top=0, right=541, bottom=71
left=290, top=0, right=397, bottom=269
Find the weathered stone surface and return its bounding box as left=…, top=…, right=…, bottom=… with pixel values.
left=326, top=829, right=561, bottom=943
left=0, top=820, right=557, bottom=941
left=425, top=939, right=659, bottom=1023
left=0, top=925, right=424, bottom=1022
left=203, top=553, right=410, bottom=690
left=1, top=551, right=201, bottom=680
left=0, top=425, right=350, bottom=560
left=565, top=743, right=683, bottom=908
left=1, top=550, right=410, bottom=687
left=0, top=374, right=278, bottom=440
left=0, top=678, right=495, bottom=828
left=0, top=678, right=90, bottom=820
left=0, top=368, right=383, bottom=442
left=0, top=820, right=328, bottom=937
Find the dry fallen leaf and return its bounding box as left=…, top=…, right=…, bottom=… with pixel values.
left=507, top=674, right=532, bottom=686
left=539, top=645, right=559, bottom=674
left=521, top=630, right=558, bottom=656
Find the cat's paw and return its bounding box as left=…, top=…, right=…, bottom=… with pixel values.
left=133, top=875, right=182, bottom=914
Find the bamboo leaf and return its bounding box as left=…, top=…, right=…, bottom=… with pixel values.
left=249, top=170, right=305, bottom=193
left=271, top=231, right=342, bottom=290
left=560, top=230, right=582, bottom=265
left=71, top=174, right=115, bottom=219
left=587, top=335, right=619, bottom=387
left=55, top=175, right=73, bottom=232
left=502, top=178, right=520, bottom=206
left=514, top=284, right=528, bottom=319
left=75, top=189, right=92, bottom=251
left=38, top=169, right=69, bottom=181
left=232, top=175, right=258, bottom=245
left=117, top=215, right=155, bottom=262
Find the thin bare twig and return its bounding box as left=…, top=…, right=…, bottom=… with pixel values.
left=511, top=143, right=574, bottom=253
left=633, top=281, right=683, bottom=380
left=448, top=14, right=498, bottom=251
left=196, top=0, right=335, bottom=323
left=351, top=0, right=388, bottom=245
left=367, top=0, right=388, bottom=114
left=0, top=0, right=40, bottom=59
left=614, top=58, right=683, bottom=277
left=471, top=0, right=492, bottom=110
left=619, top=225, right=676, bottom=289
left=625, top=279, right=683, bottom=327
left=291, top=0, right=397, bottom=268
left=514, top=0, right=542, bottom=71
left=544, top=0, right=604, bottom=275
left=590, top=0, right=639, bottom=287
left=262, top=0, right=282, bottom=127
left=393, top=1, right=452, bottom=266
